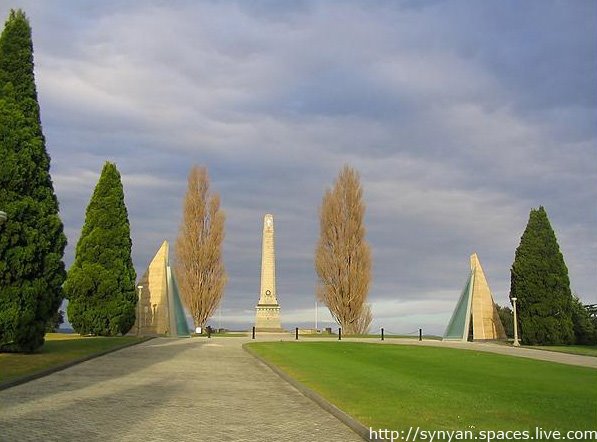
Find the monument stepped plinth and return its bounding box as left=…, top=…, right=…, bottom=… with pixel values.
left=255, top=214, right=284, bottom=332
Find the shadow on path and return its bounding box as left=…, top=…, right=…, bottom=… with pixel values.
left=0, top=337, right=362, bottom=442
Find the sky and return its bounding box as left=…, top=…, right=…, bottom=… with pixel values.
left=1, top=0, right=595, bottom=334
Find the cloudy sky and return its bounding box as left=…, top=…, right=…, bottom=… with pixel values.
left=2, top=1, right=595, bottom=334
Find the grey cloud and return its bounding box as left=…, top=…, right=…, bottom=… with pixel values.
left=1, top=1, right=594, bottom=334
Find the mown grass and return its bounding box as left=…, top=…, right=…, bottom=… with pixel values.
left=526, top=345, right=597, bottom=357
left=246, top=342, right=597, bottom=433
left=300, top=333, right=442, bottom=340
left=0, top=333, right=144, bottom=383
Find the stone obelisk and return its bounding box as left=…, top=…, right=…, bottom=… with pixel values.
left=255, top=214, right=283, bottom=331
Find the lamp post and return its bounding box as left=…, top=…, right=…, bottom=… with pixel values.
left=136, top=285, right=143, bottom=336
left=0, top=211, right=7, bottom=226
left=511, top=297, right=520, bottom=347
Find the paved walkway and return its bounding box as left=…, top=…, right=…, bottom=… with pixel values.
left=340, top=337, right=597, bottom=368
left=0, top=337, right=362, bottom=442
left=413, top=339, right=597, bottom=368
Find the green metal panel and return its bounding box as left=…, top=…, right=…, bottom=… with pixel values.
left=168, top=269, right=190, bottom=336
left=165, top=264, right=190, bottom=337
left=443, top=271, right=474, bottom=341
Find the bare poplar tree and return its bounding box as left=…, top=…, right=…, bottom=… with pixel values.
left=175, top=166, right=226, bottom=330
left=315, top=165, right=372, bottom=334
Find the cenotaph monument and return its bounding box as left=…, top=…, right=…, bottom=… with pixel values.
left=254, top=214, right=284, bottom=331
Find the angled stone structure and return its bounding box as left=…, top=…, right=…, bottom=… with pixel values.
left=255, top=214, right=283, bottom=332
left=132, top=241, right=190, bottom=336
left=443, top=253, right=506, bottom=341
left=443, top=271, right=474, bottom=341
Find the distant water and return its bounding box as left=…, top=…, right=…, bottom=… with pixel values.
left=57, top=328, right=75, bottom=334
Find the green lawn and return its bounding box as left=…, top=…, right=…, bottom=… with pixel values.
left=525, top=345, right=597, bottom=357
left=300, top=334, right=442, bottom=340
left=0, top=333, right=144, bottom=384
left=246, top=342, right=597, bottom=432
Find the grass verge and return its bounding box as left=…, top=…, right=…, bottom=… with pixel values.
left=524, top=345, right=597, bottom=357
left=0, top=333, right=146, bottom=384
left=300, top=334, right=443, bottom=340
left=246, top=342, right=596, bottom=432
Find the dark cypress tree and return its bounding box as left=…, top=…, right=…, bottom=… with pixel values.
left=571, top=295, right=597, bottom=345
left=510, top=206, right=574, bottom=345
left=0, top=10, right=43, bottom=128
left=495, top=304, right=514, bottom=339
left=64, top=162, right=137, bottom=336
left=0, top=10, right=66, bottom=352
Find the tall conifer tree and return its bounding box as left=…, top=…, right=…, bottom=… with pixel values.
left=0, top=10, right=66, bottom=352
left=510, top=206, right=574, bottom=345
left=64, top=162, right=137, bottom=336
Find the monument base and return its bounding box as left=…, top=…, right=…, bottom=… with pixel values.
left=255, top=304, right=282, bottom=331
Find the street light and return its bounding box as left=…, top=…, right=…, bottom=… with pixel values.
left=0, top=211, right=7, bottom=226
left=137, top=285, right=143, bottom=336
left=511, top=297, right=520, bottom=347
